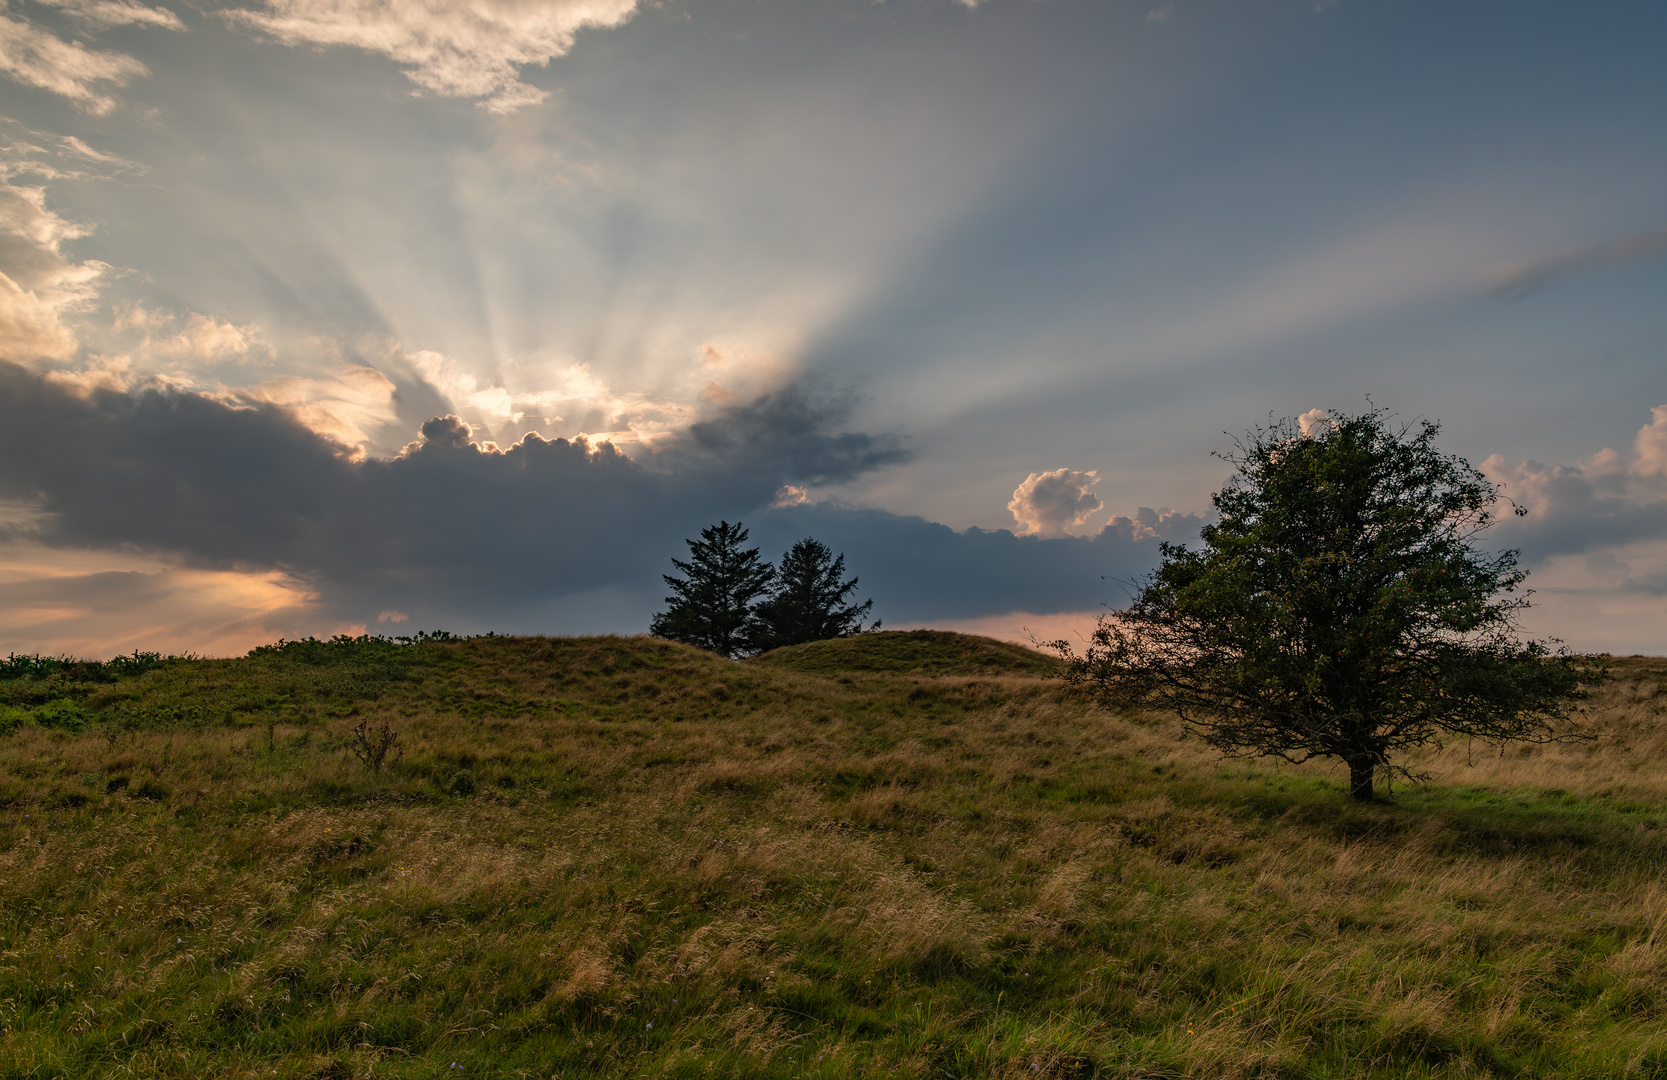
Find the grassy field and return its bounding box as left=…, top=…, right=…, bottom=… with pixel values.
left=1, top=629, right=1665, bottom=1079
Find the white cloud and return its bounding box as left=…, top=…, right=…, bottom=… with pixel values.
left=152, top=311, right=272, bottom=366
left=0, top=117, right=145, bottom=185
left=1297, top=407, right=1333, bottom=438
left=1478, top=407, right=1667, bottom=645
left=1630, top=404, right=1667, bottom=480
left=0, top=173, right=107, bottom=359
left=0, top=268, right=80, bottom=358
left=0, top=4, right=154, bottom=113
left=34, top=0, right=183, bottom=30
left=1008, top=467, right=1103, bottom=538
left=245, top=365, right=400, bottom=452
left=1480, top=435, right=1661, bottom=530
left=225, top=0, right=641, bottom=112
left=40, top=351, right=133, bottom=392
left=407, top=348, right=697, bottom=447
left=62, top=304, right=276, bottom=382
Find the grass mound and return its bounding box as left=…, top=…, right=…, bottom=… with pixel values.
left=752, top=628, right=1059, bottom=676
left=0, top=636, right=1660, bottom=1079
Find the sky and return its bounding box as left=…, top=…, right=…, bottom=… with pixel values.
left=0, top=0, right=1665, bottom=657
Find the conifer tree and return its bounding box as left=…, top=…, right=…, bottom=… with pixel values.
left=749, top=538, right=877, bottom=652
left=650, top=521, right=775, bottom=659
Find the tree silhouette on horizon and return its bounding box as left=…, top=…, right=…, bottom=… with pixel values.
left=650, top=521, right=775, bottom=660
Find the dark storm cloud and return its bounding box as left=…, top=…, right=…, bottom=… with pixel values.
left=670, top=385, right=911, bottom=486
left=0, top=362, right=1156, bottom=629
left=0, top=362, right=348, bottom=565
left=749, top=505, right=1184, bottom=624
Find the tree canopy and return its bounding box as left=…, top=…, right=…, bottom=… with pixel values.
left=1052, top=407, right=1595, bottom=801
left=749, top=538, right=878, bottom=652
left=650, top=527, right=877, bottom=658
left=649, top=521, right=775, bottom=660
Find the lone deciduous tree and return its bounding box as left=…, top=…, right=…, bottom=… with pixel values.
left=1052, top=407, right=1595, bottom=801
left=650, top=521, right=776, bottom=659
left=749, top=538, right=878, bottom=652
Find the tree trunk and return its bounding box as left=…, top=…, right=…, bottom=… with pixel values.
left=1348, top=755, right=1375, bottom=802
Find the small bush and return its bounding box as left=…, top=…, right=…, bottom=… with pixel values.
left=34, top=699, right=93, bottom=731
left=345, top=718, right=403, bottom=774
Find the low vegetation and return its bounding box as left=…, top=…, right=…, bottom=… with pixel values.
left=0, top=631, right=1662, bottom=1078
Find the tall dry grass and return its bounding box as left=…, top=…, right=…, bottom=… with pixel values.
left=0, top=636, right=1663, bottom=1078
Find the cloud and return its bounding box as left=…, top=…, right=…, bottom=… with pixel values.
left=749, top=504, right=1169, bottom=623
left=405, top=349, right=711, bottom=449
left=772, top=484, right=809, bottom=508
left=1480, top=404, right=1667, bottom=563
left=102, top=304, right=275, bottom=368
left=1297, top=408, right=1333, bottom=437
left=0, top=361, right=1173, bottom=646
left=34, top=0, right=183, bottom=30
left=1631, top=404, right=1667, bottom=480
left=0, top=268, right=80, bottom=359
left=225, top=0, right=641, bottom=112
left=0, top=117, right=144, bottom=183
left=38, top=295, right=409, bottom=453
left=0, top=171, right=107, bottom=359
left=159, top=314, right=267, bottom=365
left=0, top=363, right=905, bottom=607
left=0, top=125, right=137, bottom=363
left=1097, top=505, right=1207, bottom=544
left=1007, top=467, right=1102, bottom=538
left=0, top=541, right=317, bottom=658
left=1482, top=224, right=1667, bottom=298
left=670, top=384, right=911, bottom=487
left=245, top=366, right=399, bottom=452
left=0, top=4, right=156, bottom=113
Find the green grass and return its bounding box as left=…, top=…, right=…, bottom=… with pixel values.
left=1, top=635, right=1665, bottom=1078
left=754, top=629, right=1061, bottom=677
